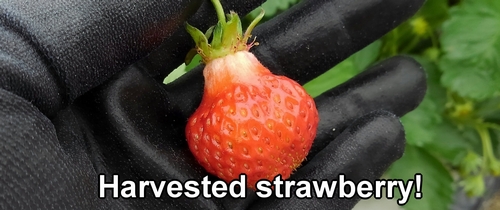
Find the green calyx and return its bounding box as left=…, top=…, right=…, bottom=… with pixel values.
left=185, top=0, right=265, bottom=64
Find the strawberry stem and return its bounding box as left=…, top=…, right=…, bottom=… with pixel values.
left=210, top=0, right=226, bottom=24
left=184, top=0, right=265, bottom=64
left=476, top=125, right=500, bottom=176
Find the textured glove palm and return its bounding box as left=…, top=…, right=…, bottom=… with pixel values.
left=0, top=0, right=426, bottom=209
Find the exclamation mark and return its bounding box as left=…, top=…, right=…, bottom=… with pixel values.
left=415, top=173, right=422, bottom=199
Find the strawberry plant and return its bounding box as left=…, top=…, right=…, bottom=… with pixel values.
left=165, top=0, right=500, bottom=209
left=306, top=0, right=500, bottom=209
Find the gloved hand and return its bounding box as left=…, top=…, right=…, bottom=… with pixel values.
left=0, top=0, right=427, bottom=209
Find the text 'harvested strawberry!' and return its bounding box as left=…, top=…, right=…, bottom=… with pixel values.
left=184, top=0, right=319, bottom=190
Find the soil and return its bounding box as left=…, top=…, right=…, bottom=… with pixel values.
left=484, top=192, right=500, bottom=210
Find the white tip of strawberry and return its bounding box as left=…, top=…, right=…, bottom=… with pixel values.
left=203, top=51, right=270, bottom=95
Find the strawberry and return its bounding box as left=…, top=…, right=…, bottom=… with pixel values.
left=184, top=0, right=319, bottom=190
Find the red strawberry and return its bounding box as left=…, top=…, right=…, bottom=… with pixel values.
left=184, top=0, right=319, bottom=190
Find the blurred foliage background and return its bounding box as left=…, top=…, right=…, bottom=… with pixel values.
left=165, top=0, right=500, bottom=209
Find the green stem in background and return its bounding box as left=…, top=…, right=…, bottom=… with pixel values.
left=210, top=0, right=226, bottom=23
left=445, top=91, right=456, bottom=109
left=428, top=28, right=439, bottom=49
left=477, top=125, right=490, bottom=174
left=401, top=35, right=421, bottom=54
left=484, top=122, right=500, bottom=131
left=476, top=125, right=500, bottom=176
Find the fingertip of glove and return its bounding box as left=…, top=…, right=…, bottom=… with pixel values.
left=327, top=55, right=427, bottom=117
left=297, top=110, right=406, bottom=179
left=308, top=55, right=425, bottom=158
left=337, top=109, right=406, bottom=159
left=251, top=110, right=406, bottom=209
left=391, top=55, right=427, bottom=108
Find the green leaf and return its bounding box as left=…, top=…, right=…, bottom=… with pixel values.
left=221, top=14, right=242, bottom=49
left=440, top=58, right=500, bottom=100
left=378, top=0, right=448, bottom=58
left=459, top=151, right=482, bottom=176
left=460, top=174, right=485, bottom=197
left=416, top=0, right=449, bottom=28
left=185, top=22, right=210, bottom=54
left=185, top=54, right=202, bottom=72
left=164, top=64, right=187, bottom=84
left=405, top=57, right=485, bottom=164
left=204, top=26, right=215, bottom=40
left=423, top=122, right=472, bottom=166
left=400, top=56, right=446, bottom=146
left=460, top=128, right=484, bottom=155
left=259, top=0, right=301, bottom=17
left=387, top=145, right=454, bottom=210
left=211, top=21, right=224, bottom=48
left=439, top=0, right=500, bottom=100
left=401, top=98, right=442, bottom=146
left=185, top=48, right=198, bottom=65
left=243, top=0, right=301, bottom=27
left=351, top=40, right=382, bottom=71
left=164, top=54, right=202, bottom=84
left=303, top=40, right=381, bottom=98
left=475, top=96, right=500, bottom=122
left=303, top=59, right=358, bottom=98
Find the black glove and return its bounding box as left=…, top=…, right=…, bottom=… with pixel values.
left=0, top=0, right=426, bottom=209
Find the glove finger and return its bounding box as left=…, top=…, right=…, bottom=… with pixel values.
left=248, top=110, right=405, bottom=210
left=163, top=0, right=425, bottom=120
left=164, top=56, right=425, bottom=142
left=252, top=0, right=425, bottom=84
left=163, top=0, right=425, bottom=88
left=307, top=55, right=425, bottom=161
left=160, top=55, right=424, bottom=209
left=0, top=88, right=125, bottom=210
left=72, top=66, right=222, bottom=210
left=0, top=0, right=201, bottom=117
left=135, top=0, right=267, bottom=81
